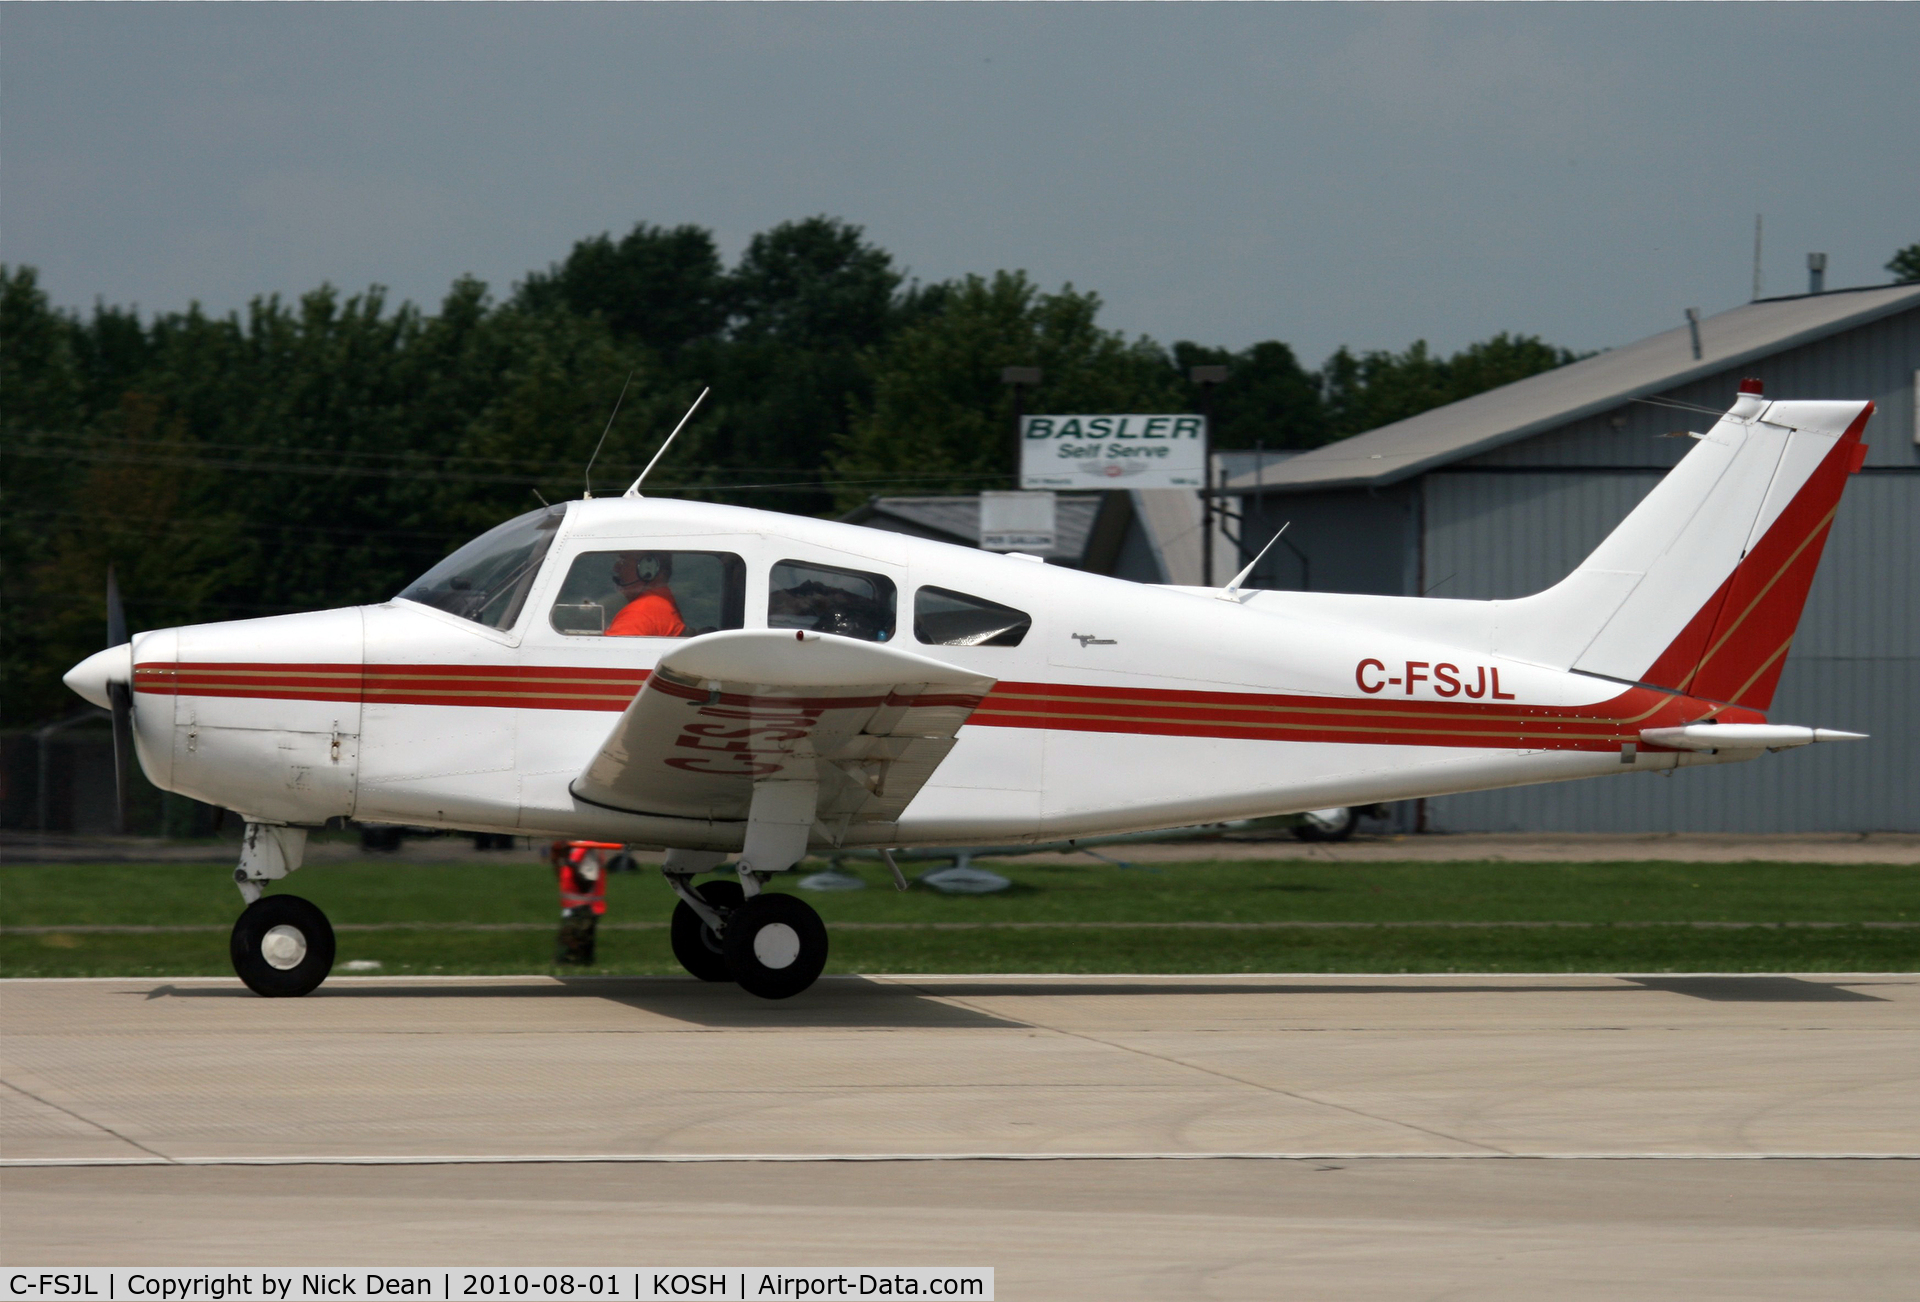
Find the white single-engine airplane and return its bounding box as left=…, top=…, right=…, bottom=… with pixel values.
left=65, top=380, right=1871, bottom=999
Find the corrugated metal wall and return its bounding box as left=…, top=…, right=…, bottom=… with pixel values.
left=1419, top=305, right=1919, bottom=832
left=1239, top=486, right=1419, bottom=596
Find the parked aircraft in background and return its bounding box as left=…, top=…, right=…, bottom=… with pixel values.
left=65, top=381, right=1869, bottom=998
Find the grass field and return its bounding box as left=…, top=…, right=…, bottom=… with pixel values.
left=3, top=854, right=1915, bottom=977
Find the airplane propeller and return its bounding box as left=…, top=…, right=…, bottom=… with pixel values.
left=105, top=566, right=134, bottom=834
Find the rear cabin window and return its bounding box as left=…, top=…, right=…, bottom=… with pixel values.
left=768, top=560, right=896, bottom=642
left=914, top=586, right=1032, bottom=647
left=398, top=505, right=565, bottom=631
left=549, top=550, right=746, bottom=638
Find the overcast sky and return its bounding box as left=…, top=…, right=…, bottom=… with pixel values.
left=4, top=3, right=1915, bottom=366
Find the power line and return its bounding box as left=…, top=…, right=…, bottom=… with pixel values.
left=10, top=430, right=842, bottom=478
left=2, top=443, right=1019, bottom=493
left=2, top=504, right=472, bottom=543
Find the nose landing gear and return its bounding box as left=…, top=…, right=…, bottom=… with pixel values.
left=228, top=821, right=336, bottom=997
left=231, top=894, right=336, bottom=997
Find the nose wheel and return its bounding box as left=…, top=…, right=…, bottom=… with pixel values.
left=231, top=894, right=336, bottom=997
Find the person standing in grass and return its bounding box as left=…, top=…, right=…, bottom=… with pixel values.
left=551, top=841, right=619, bottom=964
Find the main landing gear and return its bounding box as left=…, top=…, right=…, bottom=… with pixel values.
left=1292, top=806, right=1361, bottom=842
left=665, top=860, right=830, bottom=1000
left=228, top=822, right=336, bottom=997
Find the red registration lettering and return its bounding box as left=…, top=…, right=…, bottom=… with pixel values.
left=664, top=756, right=783, bottom=777
left=1404, top=662, right=1429, bottom=695
left=1356, top=658, right=1387, bottom=693
left=682, top=724, right=810, bottom=743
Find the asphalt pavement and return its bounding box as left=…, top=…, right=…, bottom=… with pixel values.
left=3, top=973, right=1915, bottom=1297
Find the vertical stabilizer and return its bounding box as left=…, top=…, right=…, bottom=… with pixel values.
left=1524, top=388, right=1871, bottom=710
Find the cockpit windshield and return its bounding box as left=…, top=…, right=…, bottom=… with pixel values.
left=397, top=504, right=566, bottom=630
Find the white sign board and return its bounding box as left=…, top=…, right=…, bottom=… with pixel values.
left=979, top=490, right=1057, bottom=552
left=1020, top=414, right=1208, bottom=489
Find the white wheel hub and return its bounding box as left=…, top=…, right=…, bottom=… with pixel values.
left=752, top=922, right=801, bottom=970
left=261, top=924, right=308, bottom=970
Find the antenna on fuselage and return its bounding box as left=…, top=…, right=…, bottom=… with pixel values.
left=1217, top=522, right=1289, bottom=602
left=582, top=370, right=634, bottom=500
left=624, top=386, right=710, bottom=498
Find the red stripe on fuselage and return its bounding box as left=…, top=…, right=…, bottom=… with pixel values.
left=135, top=661, right=649, bottom=711
left=134, top=660, right=1755, bottom=752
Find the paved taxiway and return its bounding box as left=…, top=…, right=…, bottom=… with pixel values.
left=5, top=974, right=1916, bottom=1297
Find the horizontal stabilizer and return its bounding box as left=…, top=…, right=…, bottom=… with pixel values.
left=1638, top=723, right=1867, bottom=751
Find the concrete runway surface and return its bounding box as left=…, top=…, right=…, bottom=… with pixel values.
left=4, top=973, right=1917, bottom=1298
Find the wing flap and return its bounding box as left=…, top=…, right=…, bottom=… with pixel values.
left=571, top=631, right=996, bottom=831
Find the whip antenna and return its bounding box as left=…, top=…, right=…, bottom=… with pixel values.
left=1219, top=522, right=1289, bottom=600
left=582, top=370, right=634, bottom=500
left=625, top=386, right=710, bottom=497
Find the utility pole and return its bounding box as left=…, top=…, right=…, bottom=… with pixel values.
left=1001, top=367, right=1042, bottom=487
left=1189, top=365, right=1228, bottom=585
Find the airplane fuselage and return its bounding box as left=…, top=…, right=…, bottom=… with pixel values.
left=111, top=495, right=1757, bottom=852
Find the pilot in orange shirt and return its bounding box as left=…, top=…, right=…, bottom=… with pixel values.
left=607, top=552, right=686, bottom=637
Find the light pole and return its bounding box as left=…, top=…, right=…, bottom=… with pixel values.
left=1189, top=365, right=1228, bottom=585
left=1001, top=367, right=1042, bottom=487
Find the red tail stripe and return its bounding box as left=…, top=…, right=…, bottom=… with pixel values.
left=1641, top=402, right=1870, bottom=709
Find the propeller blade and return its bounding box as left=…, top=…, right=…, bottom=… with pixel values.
left=109, top=681, right=134, bottom=834
left=106, top=565, right=128, bottom=649
left=106, top=567, right=132, bottom=833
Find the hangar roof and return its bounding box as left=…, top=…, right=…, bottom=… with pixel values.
left=1234, top=282, right=1920, bottom=494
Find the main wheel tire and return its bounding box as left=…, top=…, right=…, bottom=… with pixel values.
left=230, top=894, right=336, bottom=997
left=722, top=893, right=829, bottom=1000
left=1292, top=807, right=1360, bottom=842
left=669, top=879, right=745, bottom=982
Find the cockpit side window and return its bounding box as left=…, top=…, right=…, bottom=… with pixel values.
left=397, top=505, right=565, bottom=631
left=769, top=560, right=896, bottom=642
left=550, top=550, right=746, bottom=638
left=914, top=586, right=1032, bottom=647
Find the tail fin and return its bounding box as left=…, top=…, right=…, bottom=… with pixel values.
left=1510, top=387, right=1870, bottom=711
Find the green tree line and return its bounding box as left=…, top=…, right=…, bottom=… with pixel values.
left=4, top=215, right=1576, bottom=724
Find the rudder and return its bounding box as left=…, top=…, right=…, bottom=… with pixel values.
left=1508, top=385, right=1871, bottom=710
left=1663, top=403, right=1870, bottom=708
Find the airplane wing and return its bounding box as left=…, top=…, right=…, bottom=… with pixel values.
left=570, top=630, right=996, bottom=836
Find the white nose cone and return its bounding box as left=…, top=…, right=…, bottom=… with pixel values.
left=64, top=644, right=132, bottom=709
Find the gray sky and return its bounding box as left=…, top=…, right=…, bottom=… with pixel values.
left=4, top=3, right=1915, bottom=366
